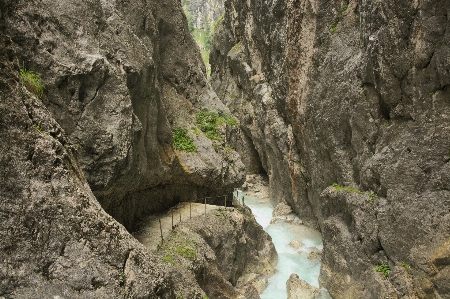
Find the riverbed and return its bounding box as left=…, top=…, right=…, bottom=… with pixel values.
left=238, top=175, right=331, bottom=298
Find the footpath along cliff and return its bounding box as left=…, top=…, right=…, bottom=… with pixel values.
left=210, top=0, right=450, bottom=298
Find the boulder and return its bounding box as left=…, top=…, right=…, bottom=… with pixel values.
left=289, top=240, right=303, bottom=250
left=307, top=247, right=322, bottom=261
left=286, top=274, right=321, bottom=299
left=272, top=202, right=293, bottom=217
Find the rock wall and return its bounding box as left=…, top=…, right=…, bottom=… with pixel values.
left=210, top=0, right=290, bottom=203
left=0, top=0, right=256, bottom=297
left=211, top=0, right=450, bottom=298
left=5, top=0, right=244, bottom=230
left=182, top=0, right=225, bottom=31
left=157, top=206, right=277, bottom=299
left=0, top=2, right=175, bottom=297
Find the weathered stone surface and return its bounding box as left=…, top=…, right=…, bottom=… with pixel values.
left=307, top=247, right=322, bottom=261
left=286, top=274, right=321, bottom=299
left=0, top=6, right=175, bottom=297
left=273, top=202, right=293, bottom=217
left=182, top=0, right=224, bottom=31
left=0, top=0, right=249, bottom=297
left=157, top=206, right=277, bottom=298
left=5, top=0, right=245, bottom=230
left=211, top=0, right=450, bottom=298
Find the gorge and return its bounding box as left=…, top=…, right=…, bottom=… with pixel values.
left=1, top=0, right=449, bottom=298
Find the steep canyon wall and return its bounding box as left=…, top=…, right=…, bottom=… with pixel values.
left=182, top=0, right=224, bottom=31
left=210, top=0, right=450, bottom=298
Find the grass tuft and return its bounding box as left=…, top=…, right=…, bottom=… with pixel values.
left=331, top=183, right=378, bottom=203
left=375, top=263, right=391, bottom=278
left=20, top=68, right=44, bottom=99
left=330, top=24, right=337, bottom=33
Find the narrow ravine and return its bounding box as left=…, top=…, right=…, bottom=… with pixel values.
left=239, top=175, right=331, bottom=299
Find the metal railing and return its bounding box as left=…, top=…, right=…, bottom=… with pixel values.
left=157, top=189, right=246, bottom=244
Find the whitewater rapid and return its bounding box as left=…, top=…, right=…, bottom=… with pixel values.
left=241, top=193, right=331, bottom=299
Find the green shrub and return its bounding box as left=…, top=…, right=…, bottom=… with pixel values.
left=401, top=263, right=410, bottom=269
left=174, top=246, right=196, bottom=259
left=213, top=12, right=225, bottom=33
left=375, top=263, right=391, bottom=278
left=191, top=126, right=201, bottom=136
left=340, top=4, right=348, bottom=11
left=163, top=254, right=176, bottom=265
left=331, top=183, right=364, bottom=194
left=161, top=232, right=198, bottom=263
left=162, top=245, right=196, bottom=266
left=120, top=272, right=127, bottom=283
left=173, top=127, right=197, bottom=152
left=230, top=42, right=243, bottom=53
left=20, top=68, right=44, bottom=99
left=35, top=123, right=45, bottom=134
left=196, top=109, right=237, bottom=141
left=330, top=24, right=337, bottom=33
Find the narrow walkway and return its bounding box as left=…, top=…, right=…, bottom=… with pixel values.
left=133, top=202, right=223, bottom=252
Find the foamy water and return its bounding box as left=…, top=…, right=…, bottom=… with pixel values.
left=242, top=194, right=331, bottom=299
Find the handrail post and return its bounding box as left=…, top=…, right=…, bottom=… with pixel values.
left=159, top=218, right=163, bottom=244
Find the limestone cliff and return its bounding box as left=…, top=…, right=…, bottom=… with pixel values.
left=5, top=0, right=244, bottom=230
left=182, top=0, right=224, bottom=32
left=0, top=2, right=174, bottom=297
left=211, top=0, right=450, bottom=298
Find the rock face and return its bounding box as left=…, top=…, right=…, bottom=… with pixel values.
left=0, top=0, right=253, bottom=297
left=6, top=0, right=245, bottom=230
left=273, top=202, right=293, bottom=217
left=158, top=206, right=277, bottom=299
left=286, top=274, right=321, bottom=299
left=182, top=0, right=224, bottom=31
left=0, top=2, right=174, bottom=297
left=211, top=0, right=450, bottom=298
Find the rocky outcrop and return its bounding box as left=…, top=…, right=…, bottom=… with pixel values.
left=156, top=206, right=277, bottom=299
left=273, top=202, right=293, bottom=217
left=286, top=274, right=321, bottom=299
left=5, top=0, right=245, bottom=230
left=210, top=0, right=291, bottom=205
left=211, top=0, right=450, bottom=298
